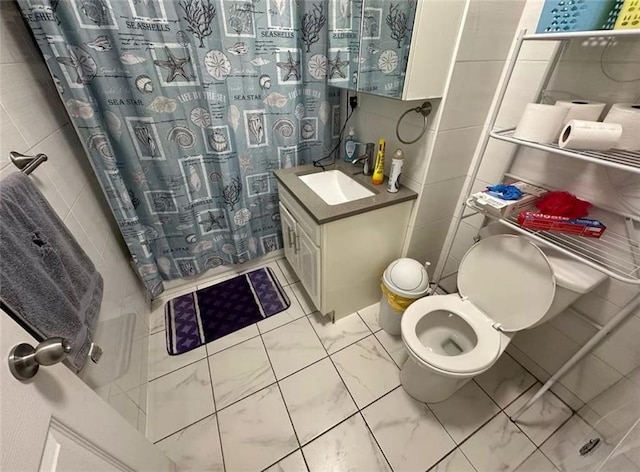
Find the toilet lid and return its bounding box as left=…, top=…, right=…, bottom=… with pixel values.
left=458, top=235, right=556, bottom=332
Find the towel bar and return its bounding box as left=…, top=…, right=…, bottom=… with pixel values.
left=9, top=151, right=48, bottom=175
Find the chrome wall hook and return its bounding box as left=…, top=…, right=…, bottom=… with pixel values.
left=9, top=151, right=48, bottom=175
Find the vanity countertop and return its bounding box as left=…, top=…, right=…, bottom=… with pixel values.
left=273, top=160, right=418, bottom=224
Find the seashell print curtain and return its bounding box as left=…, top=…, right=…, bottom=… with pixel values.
left=18, top=0, right=341, bottom=298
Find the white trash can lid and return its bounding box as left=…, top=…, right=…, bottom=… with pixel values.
left=382, top=258, right=430, bottom=298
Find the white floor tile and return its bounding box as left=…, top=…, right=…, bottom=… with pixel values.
left=302, top=414, right=391, bottom=472
left=460, top=412, right=536, bottom=472
left=205, top=323, right=260, bottom=356
left=276, top=258, right=299, bottom=285
left=428, top=381, right=500, bottom=444
left=515, top=450, right=558, bottom=472
left=137, top=410, right=147, bottom=436
left=628, top=366, right=640, bottom=387
left=146, top=360, right=215, bottom=442
left=600, top=454, right=640, bottom=472
left=261, top=260, right=289, bottom=287
left=217, top=384, right=298, bottom=472
left=430, top=449, right=476, bottom=472
left=208, top=336, right=276, bottom=410
left=506, top=384, right=573, bottom=446
left=290, top=281, right=317, bottom=315
left=374, top=330, right=408, bottom=368
left=579, top=377, right=640, bottom=435
left=264, top=450, right=308, bottom=472
left=156, top=415, right=224, bottom=472
left=132, top=312, right=149, bottom=340
left=128, top=382, right=147, bottom=413
left=541, top=415, right=625, bottom=472
left=476, top=354, right=537, bottom=408
left=114, top=336, right=149, bottom=393
left=541, top=415, right=593, bottom=468
left=358, top=302, right=382, bottom=333
left=108, top=388, right=140, bottom=429
left=258, top=286, right=307, bottom=334
left=308, top=311, right=370, bottom=354
left=148, top=301, right=166, bottom=334
left=331, top=335, right=400, bottom=409
left=262, top=317, right=326, bottom=380
left=279, top=358, right=357, bottom=445
left=363, top=387, right=456, bottom=471
left=148, top=331, right=206, bottom=381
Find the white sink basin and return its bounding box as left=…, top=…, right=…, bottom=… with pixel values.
left=299, top=170, right=375, bottom=205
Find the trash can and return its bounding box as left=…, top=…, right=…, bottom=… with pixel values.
left=379, top=258, right=430, bottom=335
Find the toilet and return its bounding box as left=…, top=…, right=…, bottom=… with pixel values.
left=399, top=234, right=607, bottom=403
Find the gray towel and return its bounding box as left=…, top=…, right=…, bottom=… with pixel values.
left=0, top=172, right=103, bottom=371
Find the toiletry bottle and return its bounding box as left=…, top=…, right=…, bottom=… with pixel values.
left=344, top=127, right=357, bottom=162
left=372, top=138, right=385, bottom=185
left=387, top=148, right=404, bottom=193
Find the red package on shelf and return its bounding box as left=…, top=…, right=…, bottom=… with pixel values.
left=517, top=211, right=606, bottom=238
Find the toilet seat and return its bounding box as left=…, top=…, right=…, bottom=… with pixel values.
left=402, top=295, right=502, bottom=375
left=401, top=235, right=557, bottom=376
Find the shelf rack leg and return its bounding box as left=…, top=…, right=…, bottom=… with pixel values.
left=510, top=291, right=640, bottom=422
left=433, top=29, right=527, bottom=286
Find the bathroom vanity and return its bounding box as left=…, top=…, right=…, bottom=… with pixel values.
left=274, top=162, right=416, bottom=321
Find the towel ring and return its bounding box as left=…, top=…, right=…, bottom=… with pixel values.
left=396, top=101, right=432, bottom=145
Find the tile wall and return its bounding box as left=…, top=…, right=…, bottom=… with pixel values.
left=439, top=0, right=640, bottom=414
left=0, top=2, right=150, bottom=433
left=350, top=0, right=527, bottom=272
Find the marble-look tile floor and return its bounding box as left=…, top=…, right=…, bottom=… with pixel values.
left=146, top=257, right=577, bottom=472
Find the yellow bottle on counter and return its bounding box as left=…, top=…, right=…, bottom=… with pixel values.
left=372, top=138, right=385, bottom=185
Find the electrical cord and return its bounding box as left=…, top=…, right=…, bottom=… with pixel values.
left=313, top=91, right=357, bottom=170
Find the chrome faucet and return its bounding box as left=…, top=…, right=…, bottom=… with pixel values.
left=352, top=142, right=375, bottom=176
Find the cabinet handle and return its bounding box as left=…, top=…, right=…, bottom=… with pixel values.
left=294, top=233, right=300, bottom=255
left=287, top=227, right=295, bottom=248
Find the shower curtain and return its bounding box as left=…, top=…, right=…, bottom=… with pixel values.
left=18, top=0, right=340, bottom=297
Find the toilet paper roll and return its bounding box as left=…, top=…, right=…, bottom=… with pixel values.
left=555, top=99, right=606, bottom=123
left=558, top=120, right=622, bottom=151
left=603, top=103, right=640, bottom=151
left=514, top=103, right=569, bottom=144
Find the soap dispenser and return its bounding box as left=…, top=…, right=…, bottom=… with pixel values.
left=344, top=127, right=357, bottom=162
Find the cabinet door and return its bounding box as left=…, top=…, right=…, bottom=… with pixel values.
left=296, top=226, right=321, bottom=310
left=356, top=0, right=418, bottom=98
left=279, top=203, right=298, bottom=272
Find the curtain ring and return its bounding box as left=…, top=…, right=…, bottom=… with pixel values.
left=395, top=101, right=432, bottom=145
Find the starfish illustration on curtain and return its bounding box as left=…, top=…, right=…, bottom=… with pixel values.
left=199, top=211, right=226, bottom=232
left=153, top=47, right=192, bottom=82
left=276, top=51, right=300, bottom=81
left=328, top=50, right=349, bottom=79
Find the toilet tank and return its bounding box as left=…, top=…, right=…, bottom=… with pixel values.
left=532, top=245, right=607, bottom=326
left=478, top=224, right=607, bottom=326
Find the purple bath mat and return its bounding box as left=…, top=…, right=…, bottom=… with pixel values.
left=164, top=267, right=290, bottom=355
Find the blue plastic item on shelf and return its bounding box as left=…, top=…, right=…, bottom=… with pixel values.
left=536, top=0, right=625, bottom=33
left=486, top=184, right=524, bottom=201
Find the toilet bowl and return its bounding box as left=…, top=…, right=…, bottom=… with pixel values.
left=400, top=234, right=607, bottom=403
